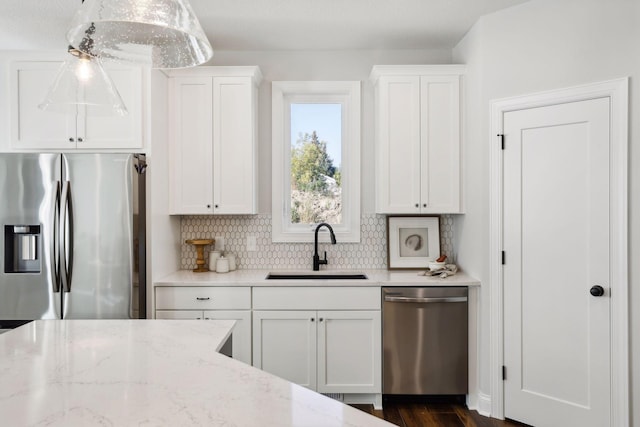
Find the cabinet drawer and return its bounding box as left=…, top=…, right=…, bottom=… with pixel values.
left=253, top=287, right=380, bottom=310
left=155, top=286, right=251, bottom=310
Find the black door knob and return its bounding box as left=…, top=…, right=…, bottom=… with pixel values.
left=590, top=285, right=605, bottom=297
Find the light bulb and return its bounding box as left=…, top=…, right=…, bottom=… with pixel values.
left=75, top=57, right=94, bottom=82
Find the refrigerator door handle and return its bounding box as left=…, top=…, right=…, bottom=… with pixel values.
left=52, top=181, right=61, bottom=292
left=61, top=181, right=74, bottom=293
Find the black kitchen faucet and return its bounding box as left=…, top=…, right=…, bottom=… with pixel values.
left=313, top=223, right=337, bottom=271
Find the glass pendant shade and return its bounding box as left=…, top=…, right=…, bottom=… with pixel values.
left=39, top=49, right=127, bottom=116
left=66, top=0, right=213, bottom=69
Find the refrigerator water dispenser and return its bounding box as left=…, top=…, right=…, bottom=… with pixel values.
left=4, top=225, right=41, bottom=273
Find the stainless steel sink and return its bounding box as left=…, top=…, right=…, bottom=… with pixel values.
left=266, top=272, right=368, bottom=280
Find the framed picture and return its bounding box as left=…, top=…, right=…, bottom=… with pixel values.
left=387, top=216, right=440, bottom=269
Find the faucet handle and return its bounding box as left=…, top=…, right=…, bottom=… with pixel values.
left=317, top=251, right=328, bottom=266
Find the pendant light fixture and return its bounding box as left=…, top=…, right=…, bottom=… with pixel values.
left=38, top=46, right=128, bottom=116
left=66, top=0, right=213, bottom=69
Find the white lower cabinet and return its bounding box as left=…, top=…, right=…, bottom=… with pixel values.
left=317, top=310, right=381, bottom=394
left=253, top=310, right=317, bottom=389
left=155, top=287, right=252, bottom=365
left=154, top=285, right=382, bottom=406
left=252, top=287, right=382, bottom=401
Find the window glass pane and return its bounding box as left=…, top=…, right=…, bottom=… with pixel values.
left=289, top=103, right=342, bottom=225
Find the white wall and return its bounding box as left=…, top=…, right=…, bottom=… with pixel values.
left=452, top=0, right=640, bottom=423
left=204, top=49, right=452, bottom=214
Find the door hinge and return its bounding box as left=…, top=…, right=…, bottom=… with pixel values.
left=501, top=251, right=506, bottom=265
left=502, top=365, right=506, bottom=380
left=498, top=133, right=505, bottom=150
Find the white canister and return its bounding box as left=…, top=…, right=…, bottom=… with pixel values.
left=209, top=250, right=221, bottom=271
left=216, top=257, right=230, bottom=273
left=226, top=253, right=236, bottom=271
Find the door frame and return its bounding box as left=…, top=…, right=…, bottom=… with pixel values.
left=489, top=78, right=629, bottom=425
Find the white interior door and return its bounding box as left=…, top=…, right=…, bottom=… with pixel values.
left=503, top=97, right=611, bottom=427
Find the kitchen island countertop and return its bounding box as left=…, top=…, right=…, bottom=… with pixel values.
left=0, top=320, right=393, bottom=427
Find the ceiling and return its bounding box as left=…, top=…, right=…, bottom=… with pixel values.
left=0, top=0, right=529, bottom=52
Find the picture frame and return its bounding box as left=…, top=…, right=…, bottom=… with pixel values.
left=386, top=216, right=441, bottom=269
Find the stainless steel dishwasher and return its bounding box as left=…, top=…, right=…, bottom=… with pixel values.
left=382, top=287, right=468, bottom=395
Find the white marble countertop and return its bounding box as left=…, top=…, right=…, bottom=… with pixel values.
left=0, top=320, right=393, bottom=427
left=156, top=269, right=480, bottom=287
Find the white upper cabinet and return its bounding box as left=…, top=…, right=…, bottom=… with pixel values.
left=168, top=66, right=261, bottom=215
left=10, top=60, right=144, bottom=151
left=371, top=65, right=464, bottom=214
left=169, top=76, right=214, bottom=215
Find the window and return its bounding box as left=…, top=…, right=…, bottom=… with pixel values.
left=272, top=81, right=361, bottom=242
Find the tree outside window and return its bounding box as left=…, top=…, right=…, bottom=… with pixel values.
left=290, top=130, right=342, bottom=224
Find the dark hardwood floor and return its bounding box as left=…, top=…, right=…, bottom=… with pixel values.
left=350, top=398, right=531, bottom=427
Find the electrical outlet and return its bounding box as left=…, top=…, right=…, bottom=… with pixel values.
left=215, top=236, right=225, bottom=252
left=246, top=235, right=257, bottom=252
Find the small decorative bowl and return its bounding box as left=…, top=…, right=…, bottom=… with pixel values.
left=428, top=261, right=446, bottom=271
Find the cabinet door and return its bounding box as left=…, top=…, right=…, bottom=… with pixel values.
left=11, top=62, right=144, bottom=151
left=204, top=310, right=252, bottom=365
left=169, top=77, right=213, bottom=214
left=374, top=75, right=422, bottom=213
left=212, top=76, right=257, bottom=214
left=420, top=75, right=461, bottom=213
left=11, top=61, right=76, bottom=149
left=252, top=310, right=317, bottom=390
left=317, top=310, right=381, bottom=394
left=81, top=66, right=143, bottom=150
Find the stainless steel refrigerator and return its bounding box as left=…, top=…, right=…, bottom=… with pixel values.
left=0, top=153, right=146, bottom=328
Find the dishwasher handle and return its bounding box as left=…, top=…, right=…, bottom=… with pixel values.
left=384, top=296, right=468, bottom=303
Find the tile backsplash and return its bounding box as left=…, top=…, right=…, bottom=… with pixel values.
left=181, top=214, right=454, bottom=270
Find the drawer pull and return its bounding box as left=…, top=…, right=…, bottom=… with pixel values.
left=196, top=297, right=211, bottom=301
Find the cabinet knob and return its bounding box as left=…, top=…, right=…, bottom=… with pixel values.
left=319, top=318, right=324, bottom=322
left=69, top=137, right=75, bottom=142
left=423, top=203, right=427, bottom=208
left=77, top=137, right=83, bottom=142
left=207, top=204, right=211, bottom=208
left=196, top=317, right=202, bottom=320
left=310, top=318, right=315, bottom=322
left=215, top=204, right=219, bottom=208
left=415, top=203, right=419, bottom=208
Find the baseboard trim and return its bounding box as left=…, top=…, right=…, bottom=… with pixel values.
left=477, top=392, right=492, bottom=417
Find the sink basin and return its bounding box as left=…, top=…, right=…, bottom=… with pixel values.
left=266, top=272, right=368, bottom=280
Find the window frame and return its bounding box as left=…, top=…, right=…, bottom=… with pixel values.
left=272, top=81, right=361, bottom=243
